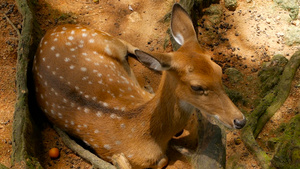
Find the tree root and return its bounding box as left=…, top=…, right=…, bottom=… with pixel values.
left=53, top=126, right=116, bottom=169
left=12, top=0, right=42, bottom=168
left=241, top=51, right=300, bottom=168
left=254, top=51, right=300, bottom=136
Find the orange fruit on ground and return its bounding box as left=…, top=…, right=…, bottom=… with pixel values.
left=49, top=147, right=60, bottom=159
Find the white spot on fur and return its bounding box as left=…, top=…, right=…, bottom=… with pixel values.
left=81, top=67, right=87, bottom=72
left=103, top=102, right=108, bottom=107
left=120, top=123, right=125, bottom=129
left=84, top=108, right=90, bottom=113
left=110, top=114, right=116, bottom=119
left=104, top=144, right=111, bottom=150
left=96, top=112, right=102, bottom=117
left=89, top=39, right=95, bottom=43
left=68, top=36, right=74, bottom=41
left=64, top=58, right=70, bottom=62
left=115, top=141, right=121, bottom=145
left=82, top=33, right=87, bottom=37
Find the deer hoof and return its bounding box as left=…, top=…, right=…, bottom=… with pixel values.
left=112, top=153, right=132, bottom=169
left=156, top=155, right=168, bottom=169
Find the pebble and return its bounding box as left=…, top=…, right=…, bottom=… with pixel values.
left=234, top=138, right=242, bottom=145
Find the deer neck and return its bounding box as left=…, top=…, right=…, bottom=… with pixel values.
left=146, top=71, right=194, bottom=145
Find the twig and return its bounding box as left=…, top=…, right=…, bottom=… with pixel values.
left=53, top=126, right=116, bottom=169
left=2, top=12, right=21, bottom=39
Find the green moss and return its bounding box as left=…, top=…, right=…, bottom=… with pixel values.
left=258, top=54, right=288, bottom=96
left=225, top=68, right=244, bottom=84
left=285, top=26, right=300, bottom=46
left=224, top=86, right=244, bottom=105
left=0, top=164, right=8, bottom=169
left=271, top=114, right=300, bottom=168
left=274, top=0, right=299, bottom=20
left=224, top=0, right=237, bottom=11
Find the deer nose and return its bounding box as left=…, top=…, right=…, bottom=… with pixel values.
left=233, top=118, right=246, bottom=129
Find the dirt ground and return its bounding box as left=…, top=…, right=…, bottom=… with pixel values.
left=0, top=0, right=299, bottom=168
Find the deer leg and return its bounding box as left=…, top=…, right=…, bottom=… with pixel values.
left=112, top=153, right=132, bottom=169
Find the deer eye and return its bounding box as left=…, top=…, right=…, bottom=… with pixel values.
left=191, top=85, right=205, bottom=94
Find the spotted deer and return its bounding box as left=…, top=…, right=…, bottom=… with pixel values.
left=33, top=3, right=246, bottom=169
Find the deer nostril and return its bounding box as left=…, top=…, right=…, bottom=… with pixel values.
left=233, top=118, right=246, bottom=129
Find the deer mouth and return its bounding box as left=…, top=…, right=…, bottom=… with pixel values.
left=197, top=109, right=246, bottom=129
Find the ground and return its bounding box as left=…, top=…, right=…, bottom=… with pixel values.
left=0, top=0, right=299, bottom=168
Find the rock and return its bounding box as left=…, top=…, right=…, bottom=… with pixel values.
left=274, top=0, right=299, bottom=20
left=285, top=26, right=300, bottom=46
left=224, top=68, right=244, bottom=83
left=234, top=138, right=242, bottom=145
left=271, top=114, right=300, bottom=168
left=224, top=0, right=237, bottom=11
left=258, top=54, right=288, bottom=96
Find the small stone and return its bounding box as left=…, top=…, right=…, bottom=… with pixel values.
left=234, top=138, right=242, bottom=145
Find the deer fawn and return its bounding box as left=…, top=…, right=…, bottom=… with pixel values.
left=33, top=3, right=246, bottom=169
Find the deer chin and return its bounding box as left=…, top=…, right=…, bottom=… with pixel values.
left=197, top=109, right=234, bottom=129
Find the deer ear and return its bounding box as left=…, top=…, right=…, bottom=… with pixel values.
left=135, top=50, right=171, bottom=71
left=171, top=3, right=197, bottom=46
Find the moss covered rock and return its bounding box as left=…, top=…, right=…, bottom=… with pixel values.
left=274, top=0, right=299, bottom=20
left=224, top=0, right=237, bottom=11
left=225, top=68, right=244, bottom=84
left=258, top=54, right=288, bottom=96
left=271, top=114, right=300, bottom=168
left=285, top=26, right=300, bottom=46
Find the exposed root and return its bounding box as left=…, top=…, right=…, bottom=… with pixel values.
left=54, top=126, right=116, bottom=169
